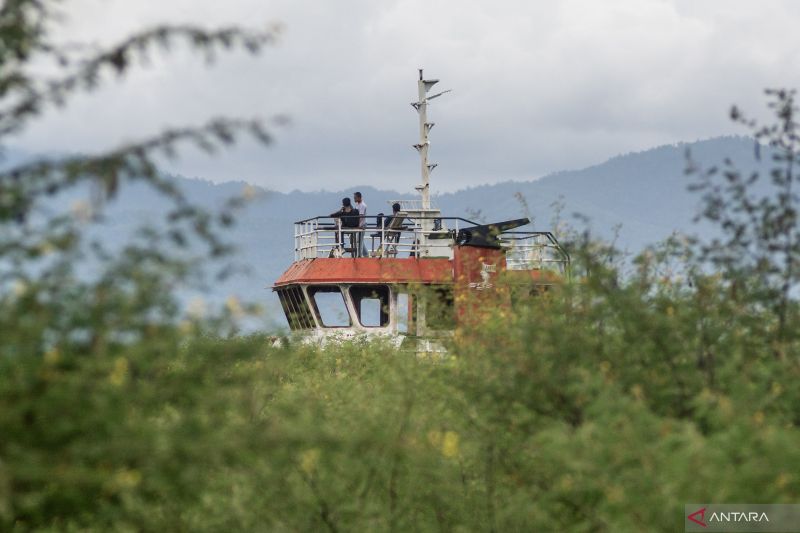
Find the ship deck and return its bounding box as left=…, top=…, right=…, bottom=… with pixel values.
left=292, top=214, right=569, bottom=270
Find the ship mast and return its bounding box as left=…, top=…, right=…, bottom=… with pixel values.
left=412, top=69, right=450, bottom=210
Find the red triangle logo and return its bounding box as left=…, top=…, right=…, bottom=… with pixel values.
left=688, top=507, right=708, bottom=528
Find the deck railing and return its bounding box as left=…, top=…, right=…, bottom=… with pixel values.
left=294, top=215, right=469, bottom=260
left=293, top=215, right=569, bottom=274
left=500, top=232, right=570, bottom=275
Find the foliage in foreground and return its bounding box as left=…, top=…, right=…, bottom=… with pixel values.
left=2, top=259, right=800, bottom=532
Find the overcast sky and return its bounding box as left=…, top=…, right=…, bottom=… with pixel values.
left=11, top=0, right=800, bottom=193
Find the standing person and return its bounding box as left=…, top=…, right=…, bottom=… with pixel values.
left=330, top=197, right=359, bottom=256
left=353, top=191, right=368, bottom=257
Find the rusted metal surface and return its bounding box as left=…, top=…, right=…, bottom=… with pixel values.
left=273, top=257, right=454, bottom=288
left=453, top=246, right=506, bottom=323
left=453, top=247, right=506, bottom=289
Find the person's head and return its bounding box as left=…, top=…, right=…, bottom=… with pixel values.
left=342, top=197, right=351, bottom=208
left=354, top=192, right=362, bottom=203
left=392, top=202, right=401, bottom=213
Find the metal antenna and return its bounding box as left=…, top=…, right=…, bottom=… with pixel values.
left=412, top=68, right=450, bottom=210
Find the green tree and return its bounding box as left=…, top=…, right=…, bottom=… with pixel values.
left=688, top=89, right=800, bottom=342
left=0, top=3, right=281, bottom=526
left=0, top=1, right=278, bottom=349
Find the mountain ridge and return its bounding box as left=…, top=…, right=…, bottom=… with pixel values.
left=5, top=135, right=767, bottom=327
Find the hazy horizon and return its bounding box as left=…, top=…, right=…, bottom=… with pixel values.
left=5, top=133, right=753, bottom=195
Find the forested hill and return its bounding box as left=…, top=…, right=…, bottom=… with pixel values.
left=434, top=135, right=764, bottom=249
left=10, top=135, right=767, bottom=323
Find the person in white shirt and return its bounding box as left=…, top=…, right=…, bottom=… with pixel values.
left=353, top=191, right=368, bottom=257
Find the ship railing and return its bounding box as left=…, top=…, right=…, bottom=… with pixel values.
left=294, top=215, right=475, bottom=260
left=500, top=231, right=570, bottom=274
left=294, top=217, right=570, bottom=272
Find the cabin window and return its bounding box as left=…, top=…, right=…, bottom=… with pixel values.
left=277, top=286, right=315, bottom=330
left=349, top=285, right=390, bottom=327
left=396, top=292, right=414, bottom=333
left=424, top=286, right=455, bottom=329
left=308, top=286, right=352, bottom=327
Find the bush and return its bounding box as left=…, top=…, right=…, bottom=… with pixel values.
left=3, top=266, right=800, bottom=531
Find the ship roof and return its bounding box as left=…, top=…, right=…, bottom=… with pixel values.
left=273, top=257, right=454, bottom=288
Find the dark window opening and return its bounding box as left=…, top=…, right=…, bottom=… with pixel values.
left=424, top=286, right=455, bottom=329
left=308, top=286, right=351, bottom=327
left=277, top=286, right=315, bottom=330
left=349, top=285, right=390, bottom=327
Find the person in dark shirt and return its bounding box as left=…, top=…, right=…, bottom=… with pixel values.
left=330, top=198, right=360, bottom=255
left=388, top=202, right=403, bottom=225
left=382, top=202, right=405, bottom=256
left=331, top=197, right=359, bottom=225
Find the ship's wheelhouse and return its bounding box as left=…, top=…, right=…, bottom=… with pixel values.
left=275, top=281, right=456, bottom=337
left=277, top=284, right=395, bottom=332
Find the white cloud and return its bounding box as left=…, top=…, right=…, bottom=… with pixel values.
left=10, top=0, right=800, bottom=192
